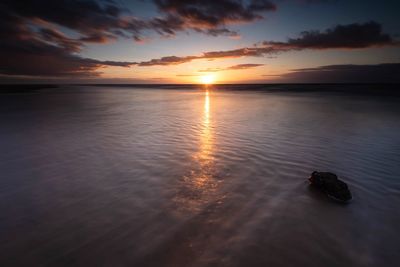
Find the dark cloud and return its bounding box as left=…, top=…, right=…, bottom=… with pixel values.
left=39, top=28, right=83, bottom=52
left=0, top=46, right=135, bottom=77
left=138, top=56, right=198, bottom=66
left=138, top=47, right=283, bottom=66
left=0, top=0, right=277, bottom=44
left=0, top=0, right=140, bottom=77
left=0, top=1, right=141, bottom=77
left=80, top=33, right=117, bottom=43
left=0, top=0, right=398, bottom=79
left=146, top=0, right=277, bottom=38
left=1, top=0, right=271, bottom=59
left=1, top=0, right=145, bottom=43
left=148, top=15, right=185, bottom=37
left=204, top=28, right=240, bottom=38
left=226, top=63, right=264, bottom=70
left=264, top=21, right=396, bottom=49
left=201, top=47, right=280, bottom=58
left=153, top=0, right=276, bottom=27
left=198, top=64, right=264, bottom=72
left=198, top=68, right=224, bottom=73
left=291, top=0, right=336, bottom=4
left=138, top=21, right=398, bottom=66
left=272, top=63, right=400, bottom=83
left=0, top=9, right=135, bottom=77
left=0, top=0, right=279, bottom=77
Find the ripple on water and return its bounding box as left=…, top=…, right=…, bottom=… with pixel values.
left=0, top=86, right=399, bottom=266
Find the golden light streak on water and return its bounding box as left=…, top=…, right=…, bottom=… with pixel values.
left=173, top=89, right=218, bottom=214
left=196, top=89, right=213, bottom=186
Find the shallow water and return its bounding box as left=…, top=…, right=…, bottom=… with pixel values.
left=0, top=85, right=399, bottom=266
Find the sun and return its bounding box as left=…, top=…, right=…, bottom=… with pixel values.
left=200, top=74, right=215, bottom=85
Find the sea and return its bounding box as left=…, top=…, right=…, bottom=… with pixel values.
left=0, top=84, right=399, bottom=266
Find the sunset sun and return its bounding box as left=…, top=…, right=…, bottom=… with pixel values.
left=200, top=74, right=215, bottom=85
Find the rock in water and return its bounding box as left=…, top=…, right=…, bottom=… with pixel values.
left=309, top=171, right=352, bottom=202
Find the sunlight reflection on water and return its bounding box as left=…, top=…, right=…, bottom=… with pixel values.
left=197, top=89, right=213, bottom=182
left=173, top=89, right=219, bottom=214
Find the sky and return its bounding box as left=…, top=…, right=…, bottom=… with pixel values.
left=1, top=0, right=400, bottom=83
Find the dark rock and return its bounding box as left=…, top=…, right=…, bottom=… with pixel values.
left=309, top=171, right=352, bottom=202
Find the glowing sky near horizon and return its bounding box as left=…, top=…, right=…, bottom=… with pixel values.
left=1, top=0, right=399, bottom=83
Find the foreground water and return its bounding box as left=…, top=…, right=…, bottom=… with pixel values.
left=0, top=85, right=399, bottom=266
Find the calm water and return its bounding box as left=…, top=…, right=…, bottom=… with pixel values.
left=0, top=85, right=399, bottom=266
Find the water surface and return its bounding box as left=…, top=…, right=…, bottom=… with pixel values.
left=0, top=85, right=399, bottom=266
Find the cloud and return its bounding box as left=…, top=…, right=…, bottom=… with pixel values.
left=205, top=28, right=240, bottom=38
left=198, top=64, right=264, bottom=72
left=0, top=46, right=135, bottom=77
left=138, top=47, right=284, bottom=66
left=1, top=0, right=273, bottom=59
left=270, top=63, right=400, bottom=83
left=145, top=0, right=277, bottom=38
left=0, top=0, right=279, bottom=43
left=138, top=21, right=398, bottom=67
left=0, top=0, right=278, bottom=77
left=198, top=68, right=224, bottom=73
left=138, top=56, right=198, bottom=66
left=0, top=9, right=135, bottom=77
left=226, top=63, right=264, bottom=70
left=153, top=0, right=276, bottom=27
left=176, top=74, right=201, bottom=77
left=0, top=0, right=397, bottom=80
left=264, top=21, right=395, bottom=49
left=39, top=28, right=83, bottom=52
left=1, top=0, right=145, bottom=43
left=0, top=1, right=141, bottom=77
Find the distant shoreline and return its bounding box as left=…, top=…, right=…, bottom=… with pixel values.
left=0, top=84, right=58, bottom=94
left=1, top=83, right=399, bottom=96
